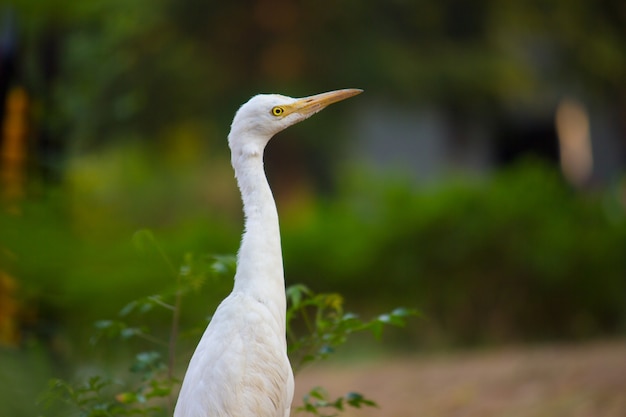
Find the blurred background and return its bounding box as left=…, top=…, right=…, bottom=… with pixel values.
left=1, top=0, right=625, bottom=416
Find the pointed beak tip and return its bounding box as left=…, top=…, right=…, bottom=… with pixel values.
left=343, top=88, right=363, bottom=97
left=315, top=88, right=364, bottom=105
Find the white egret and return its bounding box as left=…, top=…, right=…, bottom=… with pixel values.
left=173, top=89, right=363, bottom=417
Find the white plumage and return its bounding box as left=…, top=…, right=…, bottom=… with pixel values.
left=173, top=89, right=362, bottom=417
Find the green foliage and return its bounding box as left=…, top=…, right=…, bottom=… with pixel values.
left=41, top=374, right=172, bottom=417
left=38, top=234, right=415, bottom=417
left=283, top=161, right=626, bottom=344
left=298, top=386, right=377, bottom=417
left=287, top=284, right=416, bottom=372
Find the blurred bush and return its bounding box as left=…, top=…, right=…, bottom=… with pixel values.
left=282, top=160, right=626, bottom=346
left=2, top=158, right=625, bottom=351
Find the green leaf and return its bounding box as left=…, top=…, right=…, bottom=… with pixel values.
left=120, top=327, right=144, bottom=339
left=91, top=320, right=127, bottom=345
left=115, top=391, right=138, bottom=404
left=145, top=379, right=173, bottom=398
left=286, top=284, right=311, bottom=308
left=131, top=229, right=157, bottom=253
left=391, top=307, right=415, bottom=317
left=377, top=312, right=406, bottom=326
left=345, top=392, right=377, bottom=408
left=93, top=320, right=116, bottom=329
left=118, top=300, right=138, bottom=317
left=130, top=351, right=163, bottom=373
left=308, top=386, right=327, bottom=400
left=377, top=313, right=391, bottom=323
left=119, top=295, right=172, bottom=317
left=87, top=376, right=108, bottom=392
left=370, top=321, right=384, bottom=340
left=210, top=254, right=237, bottom=276
left=332, top=397, right=344, bottom=411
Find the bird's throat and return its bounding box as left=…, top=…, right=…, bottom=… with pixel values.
left=232, top=154, right=286, bottom=304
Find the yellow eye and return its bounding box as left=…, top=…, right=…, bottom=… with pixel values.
left=271, top=106, right=284, bottom=116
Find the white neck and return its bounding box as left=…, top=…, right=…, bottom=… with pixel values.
left=230, top=141, right=286, bottom=316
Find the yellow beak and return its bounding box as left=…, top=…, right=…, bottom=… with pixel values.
left=287, top=89, right=363, bottom=117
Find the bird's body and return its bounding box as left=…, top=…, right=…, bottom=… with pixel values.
left=174, top=89, right=362, bottom=417
left=173, top=292, right=292, bottom=417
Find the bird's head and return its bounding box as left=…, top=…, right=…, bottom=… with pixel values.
left=228, top=89, right=362, bottom=160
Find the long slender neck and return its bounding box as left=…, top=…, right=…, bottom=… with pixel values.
left=231, top=145, right=286, bottom=315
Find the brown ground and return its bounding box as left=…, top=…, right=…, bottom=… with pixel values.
left=293, top=339, right=626, bottom=417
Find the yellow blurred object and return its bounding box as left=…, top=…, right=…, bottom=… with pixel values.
left=1, top=86, right=29, bottom=211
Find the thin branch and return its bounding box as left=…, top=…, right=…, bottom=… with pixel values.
left=148, top=295, right=176, bottom=311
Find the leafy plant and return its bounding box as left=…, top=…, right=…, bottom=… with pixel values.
left=39, top=231, right=416, bottom=416
left=286, top=284, right=416, bottom=372
left=297, top=386, right=377, bottom=417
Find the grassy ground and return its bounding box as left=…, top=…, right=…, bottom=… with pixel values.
left=294, top=339, right=626, bottom=417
